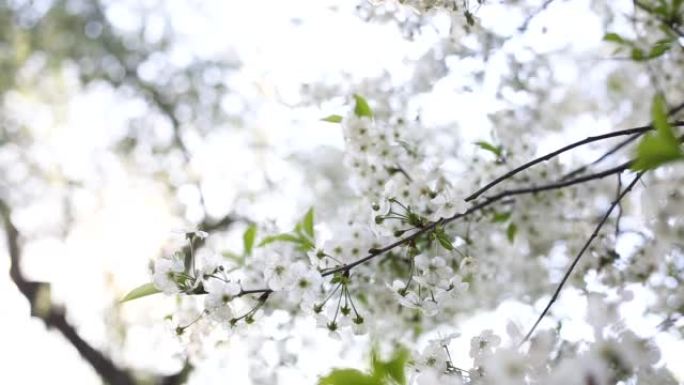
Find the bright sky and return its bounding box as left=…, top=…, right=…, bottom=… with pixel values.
left=1, top=0, right=682, bottom=384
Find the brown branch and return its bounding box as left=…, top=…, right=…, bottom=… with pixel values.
left=1, top=198, right=136, bottom=385
left=2, top=198, right=192, bottom=385
left=518, top=172, right=643, bottom=346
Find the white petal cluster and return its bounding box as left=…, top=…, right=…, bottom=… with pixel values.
left=152, top=251, right=185, bottom=294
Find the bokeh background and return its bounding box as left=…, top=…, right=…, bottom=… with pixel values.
left=2, top=0, right=683, bottom=384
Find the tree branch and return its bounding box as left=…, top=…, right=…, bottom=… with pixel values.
left=466, top=120, right=684, bottom=202
left=0, top=198, right=136, bottom=385
left=518, top=0, right=557, bottom=32
left=1, top=198, right=192, bottom=385
left=518, top=172, right=643, bottom=346
left=322, top=161, right=631, bottom=277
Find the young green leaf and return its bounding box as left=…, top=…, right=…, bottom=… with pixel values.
left=121, top=283, right=161, bottom=303
left=603, top=32, right=628, bottom=44
left=434, top=228, right=454, bottom=251
left=353, top=94, right=373, bottom=118
left=652, top=94, right=674, bottom=138
left=507, top=223, right=518, bottom=243
left=302, top=207, right=315, bottom=239
left=371, top=347, right=409, bottom=385
left=492, top=211, right=512, bottom=223
left=631, top=134, right=683, bottom=170
left=318, top=369, right=380, bottom=385
left=258, top=233, right=303, bottom=247
left=475, top=141, right=503, bottom=158
left=631, top=95, right=684, bottom=171
left=647, top=39, right=673, bottom=59
left=322, top=114, right=343, bottom=123
left=243, top=224, right=257, bottom=255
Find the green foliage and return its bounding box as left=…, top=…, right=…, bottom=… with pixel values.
left=371, top=347, right=409, bottom=385
left=353, top=94, right=373, bottom=118
left=475, top=141, right=503, bottom=158
left=243, top=225, right=257, bottom=255
left=631, top=95, right=684, bottom=171
left=318, top=346, right=409, bottom=385
left=433, top=227, right=454, bottom=251
left=507, top=223, right=518, bottom=243
left=121, top=283, right=161, bottom=303
left=322, top=114, right=344, bottom=123
left=603, top=32, right=628, bottom=44
left=258, top=207, right=316, bottom=251
left=302, top=207, right=315, bottom=239
left=319, top=369, right=380, bottom=385
left=492, top=211, right=512, bottom=223
left=603, top=32, right=674, bottom=61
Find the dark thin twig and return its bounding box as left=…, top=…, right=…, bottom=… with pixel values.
left=465, top=125, right=653, bottom=202
left=518, top=0, right=557, bottom=32
left=468, top=119, right=684, bottom=201
left=518, top=172, right=643, bottom=346
left=322, top=162, right=630, bottom=277
left=561, top=132, right=642, bottom=180
left=562, top=104, right=684, bottom=180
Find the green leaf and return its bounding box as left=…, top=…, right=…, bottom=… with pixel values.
left=631, top=133, right=683, bottom=170
left=647, top=39, right=673, bottom=59
left=603, top=32, right=627, bottom=44
left=322, top=114, right=343, bottom=123
left=353, top=94, right=373, bottom=118
left=631, top=95, right=684, bottom=171
left=222, top=250, right=243, bottom=264
left=318, top=369, right=380, bottom=385
left=121, top=283, right=161, bottom=303
left=631, top=47, right=645, bottom=61
left=243, top=225, right=257, bottom=255
left=492, top=212, right=512, bottom=223
left=475, top=141, right=503, bottom=158
left=506, top=223, right=518, bottom=243
left=302, top=207, right=315, bottom=239
left=652, top=94, right=674, bottom=138
left=434, top=228, right=454, bottom=251
left=258, top=233, right=303, bottom=247
left=371, top=347, right=409, bottom=385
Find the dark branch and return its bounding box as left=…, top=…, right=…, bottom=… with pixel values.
left=2, top=198, right=192, bottom=385
left=518, top=0, right=557, bottom=32
left=518, top=172, right=643, bottom=346
left=1, top=198, right=136, bottom=385
left=561, top=132, right=642, bottom=181
left=466, top=120, right=684, bottom=202
left=322, top=162, right=630, bottom=277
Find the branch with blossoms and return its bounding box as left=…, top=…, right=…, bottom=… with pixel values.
left=124, top=94, right=684, bottom=353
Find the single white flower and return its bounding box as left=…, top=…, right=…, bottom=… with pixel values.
left=204, top=279, right=241, bottom=322
left=153, top=252, right=185, bottom=294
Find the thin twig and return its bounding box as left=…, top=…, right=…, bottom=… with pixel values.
left=518, top=172, right=643, bottom=346
left=465, top=125, right=653, bottom=202
left=561, top=132, right=642, bottom=180
left=518, top=0, right=557, bottom=32
left=468, top=120, right=684, bottom=201
left=322, top=162, right=630, bottom=276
